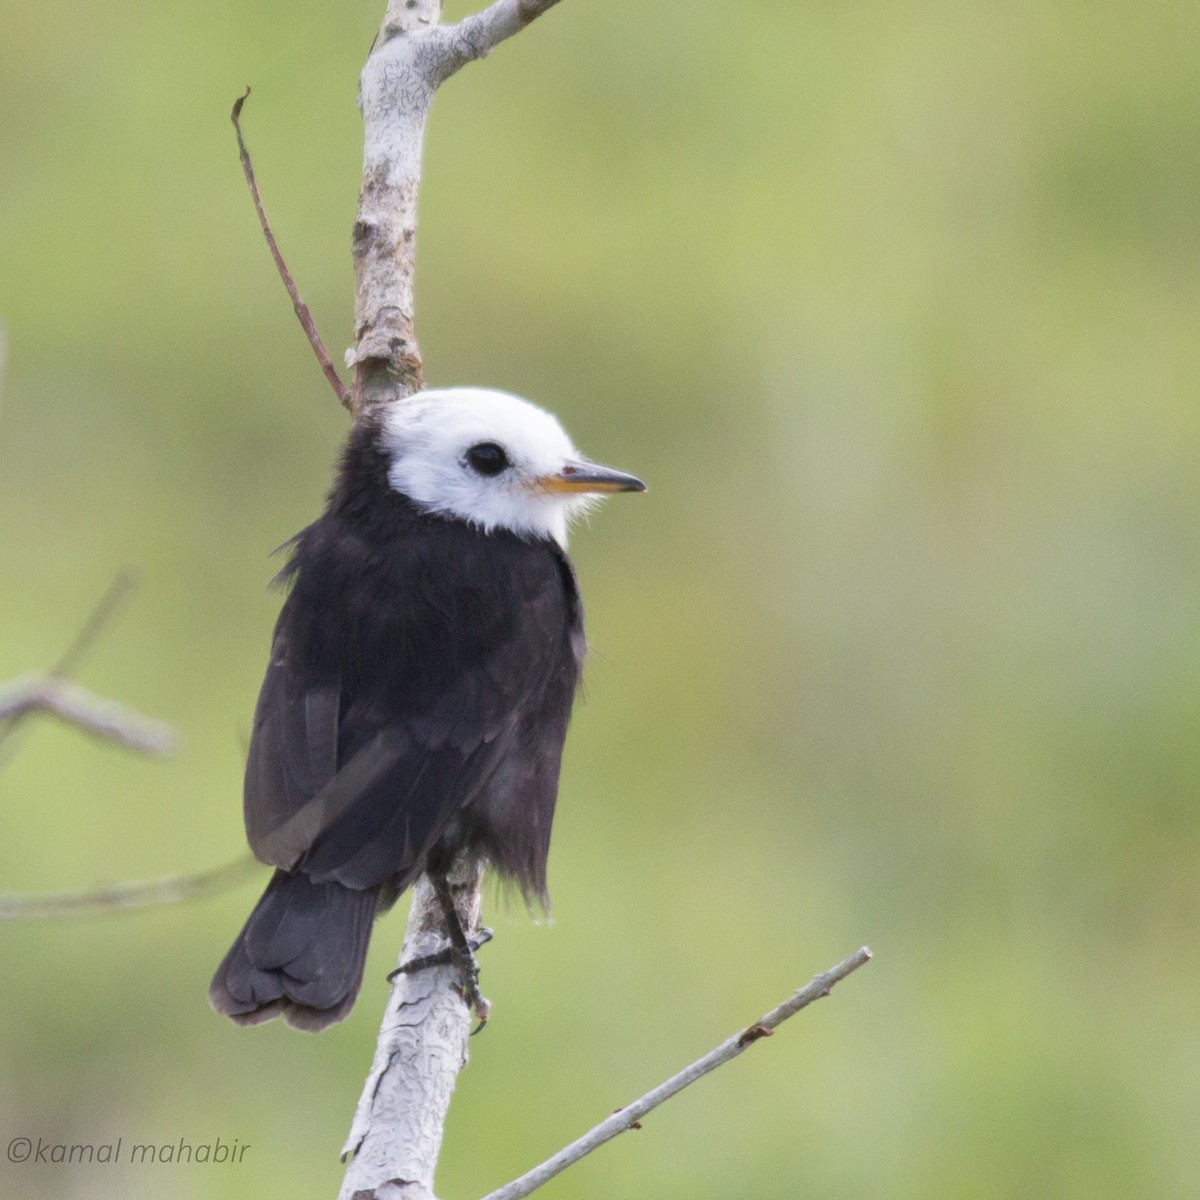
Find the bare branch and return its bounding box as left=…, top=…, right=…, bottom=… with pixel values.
left=231, top=89, right=352, bottom=409
left=444, top=0, right=565, bottom=70
left=0, top=673, right=179, bottom=757
left=0, top=856, right=262, bottom=920
left=479, top=948, right=874, bottom=1200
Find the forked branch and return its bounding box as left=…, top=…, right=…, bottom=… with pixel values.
left=348, top=0, right=566, bottom=415
left=0, top=572, right=178, bottom=770
left=0, top=674, right=178, bottom=757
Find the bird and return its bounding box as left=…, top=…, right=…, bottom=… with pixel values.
left=209, top=387, right=644, bottom=1032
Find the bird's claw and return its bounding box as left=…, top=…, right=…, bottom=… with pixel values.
left=388, top=927, right=494, bottom=980
left=451, top=940, right=492, bottom=1034
left=389, top=925, right=495, bottom=1029
left=468, top=990, right=492, bottom=1036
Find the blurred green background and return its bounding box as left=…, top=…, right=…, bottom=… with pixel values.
left=2, top=0, right=1199, bottom=1196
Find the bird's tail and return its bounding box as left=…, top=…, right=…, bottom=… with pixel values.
left=209, top=870, right=378, bottom=1032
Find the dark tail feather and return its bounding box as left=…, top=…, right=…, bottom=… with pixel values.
left=209, top=870, right=378, bottom=1032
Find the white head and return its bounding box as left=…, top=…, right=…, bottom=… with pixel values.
left=379, top=388, right=644, bottom=548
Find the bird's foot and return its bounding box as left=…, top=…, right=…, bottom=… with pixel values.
left=389, top=927, right=494, bottom=1033
left=389, top=927, right=493, bottom=979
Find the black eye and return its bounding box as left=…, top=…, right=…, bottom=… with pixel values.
left=465, top=442, right=510, bottom=477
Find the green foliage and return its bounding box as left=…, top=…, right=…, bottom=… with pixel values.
left=2, top=1, right=1198, bottom=1196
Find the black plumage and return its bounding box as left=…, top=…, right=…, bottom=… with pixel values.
left=210, top=408, right=592, bottom=1032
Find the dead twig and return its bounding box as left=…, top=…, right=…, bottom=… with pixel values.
left=231, top=88, right=352, bottom=409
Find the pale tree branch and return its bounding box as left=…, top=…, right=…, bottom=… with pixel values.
left=0, top=856, right=261, bottom=920
left=337, top=2, right=571, bottom=1197
left=338, top=856, right=485, bottom=1200
left=479, top=948, right=874, bottom=1200
left=444, top=0, right=566, bottom=70
left=0, top=673, right=179, bottom=757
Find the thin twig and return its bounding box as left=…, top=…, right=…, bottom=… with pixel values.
left=0, top=855, right=262, bottom=920
left=50, top=569, right=138, bottom=681
left=231, top=88, right=352, bottom=409
left=0, top=571, right=142, bottom=772
left=478, top=947, right=874, bottom=1200
left=0, top=674, right=179, bottom=756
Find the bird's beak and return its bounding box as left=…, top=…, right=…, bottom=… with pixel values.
left=535, top=461, right=647, bottom=496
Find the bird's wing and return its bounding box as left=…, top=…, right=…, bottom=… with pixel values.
left=243, top=641, right=341, bottom=862
left=242, top=564, right=570, bottom=891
